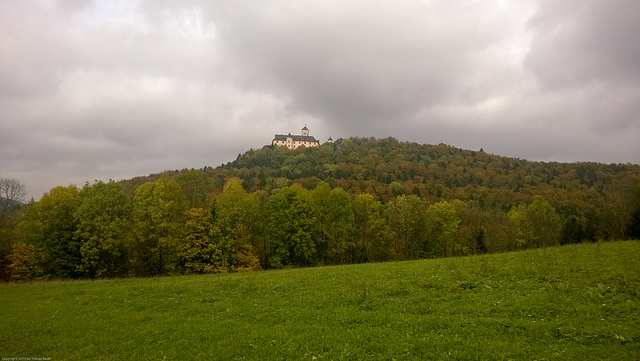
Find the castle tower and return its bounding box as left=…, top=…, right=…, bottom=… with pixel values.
left=301, top=125, right=309, bottom=136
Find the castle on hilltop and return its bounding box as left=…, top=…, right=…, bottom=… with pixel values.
left=272, top=126, right=332, bottom=150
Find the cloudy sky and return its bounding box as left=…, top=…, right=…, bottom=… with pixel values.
left=1, top=0, right=639, bottom=199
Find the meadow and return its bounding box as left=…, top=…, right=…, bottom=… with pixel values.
left=1, top=241, right=639, bottom=360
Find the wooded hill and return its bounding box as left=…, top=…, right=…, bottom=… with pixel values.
left=124, top=136, right=640, bottom=239
left=2, top=137, right=639, bottom=280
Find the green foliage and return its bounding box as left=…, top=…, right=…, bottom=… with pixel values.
left=75, top=181, right=131, bottom=278
left=629, top=207, right=640, bottom=239
left=130, top=178, right=188, bottom=276
left=457, top=202, right=513, bottom=254
left=179, top=208, right=226, bottom=274
left=508, top=204, right=530, bottom=248
left=6, top=241, right=36, bottom=281
left=18, top=185, right=82, bottom=279
left=562, top=215, right=587, bottom=244
left=3, top=137, right=639, bottom=281
left=311, top=182, right=355, bottom=264
left=509, top=196, right=563, bottom=249
left=352, top=193, right=389, bottom=262
left=215, top=178, right=260, bottom=271
left=265, top=184, right=316, bottom=267
left=326, top=187, right=355, bottom=263
left=175, top=169, right=210, bottom=208
left=527, top=195, right=562, bottom=247
left=386, top=195, right=427, bottom=260
left=426, top=201, right=461, bottom=257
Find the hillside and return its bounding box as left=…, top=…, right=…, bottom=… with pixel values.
left=3, top=137, right=639, bottom=281
left=2, top=241, right=639, bottom=360
left=122, top=136, right=640, bottom=239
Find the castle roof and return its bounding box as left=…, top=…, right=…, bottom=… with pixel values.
left=273, top=134, right=319, bottom=143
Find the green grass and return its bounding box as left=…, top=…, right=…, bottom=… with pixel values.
left=1, top=241, right=639, bottom=360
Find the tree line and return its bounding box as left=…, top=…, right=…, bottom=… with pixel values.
left=122, top=137, right=640, bottom=241
left=1, top=137, right=639, bottom=280
left=0, top=176, right=634, bottom=281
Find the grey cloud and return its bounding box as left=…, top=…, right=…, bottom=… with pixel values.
left=525, top=0, right=640, bottom=89
left=205, top=1, right=523, bottom=126
left=1, top=0, right=639, bottom=199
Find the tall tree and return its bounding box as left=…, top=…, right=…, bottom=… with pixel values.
left=426, top=201, right=461, bottom=257
left=0, top=178, right=27, bottom=280
left=352, top=193, right=389, bottom=262
left=507, top=203, right=532, bottom=248
left=310, top=181, right=332, bottom=263
left=6, top=241, right=37, bottom=281
left=130, top=178, right=187, bottom=276
left=601, top=173, right=640, bottom=239
left=508, top=195, right=562, bottom=248
left=527, top=195, right=562, bottom=247
left=179, top=208, right=226, bottom=274
left=311, top=182, right=354, bottom=264
left=0, top=178, right=27, bottom=217
left=326, top=187, right=355, bottom=264
left=456, top=201, right=487, bottom=254
left=562, top=215, right=587, bottom=245
left=74, top=181, right=131, bottom=278
left=264, top=184, right=316, bottom=267
left=18, top=185, right=82, bottom=278
left=386, top=195, right=427, bottom=260
left=215, top=178, right=260, bottom=271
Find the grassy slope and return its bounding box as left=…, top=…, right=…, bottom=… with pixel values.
left=1, top=241, right=639, bottom=360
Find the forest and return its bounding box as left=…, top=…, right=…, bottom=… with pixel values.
left=1, top=137, right=639, bottom=281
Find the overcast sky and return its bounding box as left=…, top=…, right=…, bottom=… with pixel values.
left=1, top=0, right=639, bottom=199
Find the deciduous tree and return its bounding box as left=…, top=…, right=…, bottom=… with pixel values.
left=6, top=241, right=36, bottom=281
left=527, top=195, right=562, bottom=247
left=130, top=178, right=187, bottom=276
left=508, top=204, right=531, bottom=248
left=265, top=184, right=316, bottom=267
left=386, top=195, right=426, bottom=260
left=0, top=178, right=27, bottom=280
left=0, top=178, right=26, bottom=217
left=18, top=185, right=82, bottom=278
left=311, top=182, right=354, bottom=264
left=215, top=178, right=260, bottom=271
left=353, top=193, right=389, bottom=262
left=176, top=169, right=210, bottom=208
left=179, top=208, right=226, bottom=274
left=74, top=181, right=131, bottom=278
left=426, top=201, right=461, bottom=257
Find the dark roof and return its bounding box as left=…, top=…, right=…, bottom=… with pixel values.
left=302, top=126, right=309, bottom=130
left=273, top=134, right=319, bottom=142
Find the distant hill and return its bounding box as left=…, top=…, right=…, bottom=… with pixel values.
left=119, top=136, right=640, bottom=239
left=7, top=136, right=640, bottom=281
left=122, top=137, right=637, bottom=196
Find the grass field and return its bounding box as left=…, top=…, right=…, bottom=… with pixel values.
left=1, top=241, right=639, bottom=360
